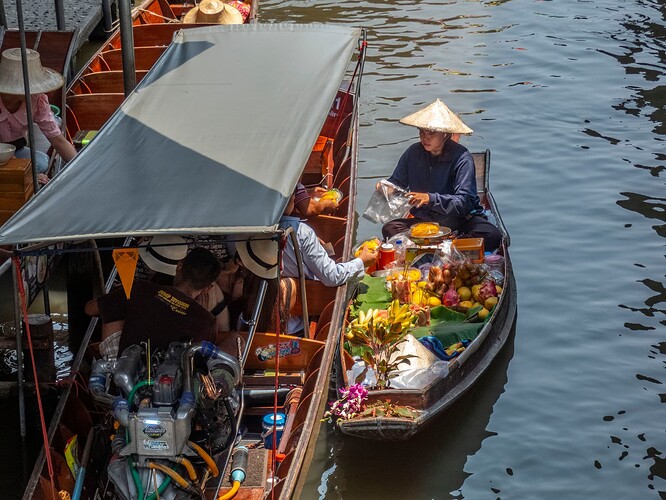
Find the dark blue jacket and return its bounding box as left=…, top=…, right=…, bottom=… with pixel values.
left=387, top=139, right=482, bottom=223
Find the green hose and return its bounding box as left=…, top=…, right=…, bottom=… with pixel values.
left=127, top=378, right=151, bottom=410
left=147, top=475, right=172, bottom=500
left=129, top=460, right=144, bottom=500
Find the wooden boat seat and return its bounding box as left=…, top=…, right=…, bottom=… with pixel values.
left=65, top=93, right=125, bottom=135
left=332, top=157, right=351, bottom=188
left=279, top=421, right=305, bottom=456
left=99, top=46, right=166, bottom=71
left=314, top=301, right=335, bottom=334
left=135, top=0, right=178, bottom=24
left=292, top=279, right=338, bottom=316
left=290, top=392, right=313, bottom=433
left=131, top=22, right=193, bottom=47
left=300, top=368, right=320, bottom=401
left=313, top=322, right=330, bottom=342
left=70, top=70, right=149, bottom=94
left=305, top=346, right=325, bottom=375
left=306, top=214, right=346, bottom=247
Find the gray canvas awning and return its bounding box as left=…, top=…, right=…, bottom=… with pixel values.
left=0, top=24, right=360, bottom=245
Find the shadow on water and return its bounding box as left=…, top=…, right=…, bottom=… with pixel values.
left=302, top=321, right=517, bottom=500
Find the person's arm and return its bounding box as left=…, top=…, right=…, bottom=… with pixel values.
left=48, top=133, right=77, bottom=162
left=298, top=225, right=366, bottom=286
left=427, top=151, right=478, bottom=217
left=85, top=298, right=100, bottom=316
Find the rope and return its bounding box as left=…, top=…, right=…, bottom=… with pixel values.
left=270, top=235, right=288, bottom=499
left=13, top=256, right=56, bottom=499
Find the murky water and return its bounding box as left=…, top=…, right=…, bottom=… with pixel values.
left=259, top=0, right=666, bottom=498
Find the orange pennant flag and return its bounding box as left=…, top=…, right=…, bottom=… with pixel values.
left=112, top=248, right=139, bottom=299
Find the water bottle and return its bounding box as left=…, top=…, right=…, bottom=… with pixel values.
left=261, top=412, right=286, bottom=449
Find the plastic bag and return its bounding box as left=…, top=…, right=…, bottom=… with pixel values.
left=362, top=179, right=412, bottom=225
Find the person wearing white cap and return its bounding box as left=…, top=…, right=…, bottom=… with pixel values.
left=379, top=99, right=501, bottom=251
left=0, top=48, right=77, bottom=178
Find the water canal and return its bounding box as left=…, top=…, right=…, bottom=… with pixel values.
left=258, top=0, right=666, bottom=498
left=2, top=0, right=665, bottom=498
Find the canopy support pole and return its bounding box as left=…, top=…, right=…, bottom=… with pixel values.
left=12, top=258, right=27, bottom=442
left=118, top=0, right=136, bottom=96
left=15, top=0, right=40, bottom=192
left=54, top=0, right=65, bottom=30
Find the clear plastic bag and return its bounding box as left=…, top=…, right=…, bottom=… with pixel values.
left=362, top=180, right=412, bottom=224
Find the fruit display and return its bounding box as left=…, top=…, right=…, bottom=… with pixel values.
left=354, top=238, right=381, bottom=257
left=318, top=188, right=343, bottom=203
left=410, top=222, right=441, bottom=238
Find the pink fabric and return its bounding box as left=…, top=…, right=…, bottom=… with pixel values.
left=0, top=94, right=61, bottom=143
left=227, top=1, right=250, bottom=22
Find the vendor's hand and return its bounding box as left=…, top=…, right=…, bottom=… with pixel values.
left=38, top=173, right=50, bottom=186
left=312, top=186, right=328, bottom=196
left=357, top=245, right=378, bottom=267
left=407, top=192, right=429, bottom=208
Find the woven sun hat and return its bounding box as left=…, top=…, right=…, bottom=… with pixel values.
left=139, top=235, right=188, bottom=277
left=183, top=0, right=244, bottom=24
left=399, top=98, right=473, bottom=135
left=235, top=235, right=279, bottom=279
left=0, top=48, right=65, bottom=95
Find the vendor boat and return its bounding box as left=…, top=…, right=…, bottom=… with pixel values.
left=331, top=151, right=518, bottom=440
left=0, top=24, right=365, bottom=499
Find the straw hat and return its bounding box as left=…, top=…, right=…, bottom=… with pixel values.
left=235, top=236, right=279, bottom=279
left=0, top=48, right=65, bottom=95
left=139, top=235, right=188, bottom=276
left=399, top=99, right=473, bottom=135
left=183, top=0, right=244, bottom=24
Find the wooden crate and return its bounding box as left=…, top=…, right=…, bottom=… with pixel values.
left=0, top=158, right=34, bottom=224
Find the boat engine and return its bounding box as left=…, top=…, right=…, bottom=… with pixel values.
left=91, top=341, right=241, bottom=499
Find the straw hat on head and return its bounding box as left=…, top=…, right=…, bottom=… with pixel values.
left=183, top=0, right=244, bottom=24
left=0, top=48, right=65, bottom=95
left=399, top=98, right=473, bottom=135
left=139, top=235, right=188, bottom=277
left=235, top=236, right=279, bottom=279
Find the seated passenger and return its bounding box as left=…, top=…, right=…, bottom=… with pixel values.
left=85, top=247, right=222, bottom=355
left=138, top=235, right=230, bottom=332
left=292, top=182, right=339, bottom=217
left=235, top=192, right=377, bottom=335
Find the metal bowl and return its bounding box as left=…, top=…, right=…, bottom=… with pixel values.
left=409, top=227, right=452, bottom=246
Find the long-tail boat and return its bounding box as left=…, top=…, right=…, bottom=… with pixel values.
left=0, top=24, right=365, bottom=499
left=330, top=151, right=518, bottom=440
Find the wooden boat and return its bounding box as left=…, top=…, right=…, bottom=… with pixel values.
left=0, top=24, right=365, bottom=499
left=332, top=151, right=518, bottom=440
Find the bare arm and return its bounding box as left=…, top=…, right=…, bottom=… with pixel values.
left=48, top=133, right=77, bottom=163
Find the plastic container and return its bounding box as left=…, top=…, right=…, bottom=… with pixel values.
left=378, top=243, right=396, bottom=270
left=484, top=253, right=505, bottom=285
left=262, top=412, right=286, bottom=449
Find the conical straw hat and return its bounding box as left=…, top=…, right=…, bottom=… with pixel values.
left=183, top=0, right=244, bottom=24
left=0, top=48, right=64, bottom=95
left=399, top=99, right=473, bottom=135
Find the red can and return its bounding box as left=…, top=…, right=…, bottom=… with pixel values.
left=378, top=243, right=396, bottom=270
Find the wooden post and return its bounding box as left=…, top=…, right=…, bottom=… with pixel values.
left=22, top=314, right=55, bottom=383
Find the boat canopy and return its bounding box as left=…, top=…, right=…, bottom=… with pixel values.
left=0, top=24, right=360, bottom=245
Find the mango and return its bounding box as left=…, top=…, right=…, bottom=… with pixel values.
left=428, top=296, right=442, bottom=307
left=471, top=284, right=482, bottom=302
left=484, top=296, right=498, bottom=310
left=478, top=307, right=490, bottom=320
left=496, top=285, right=503, bottom=295
left=459, top=300, right=473, bottom=309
